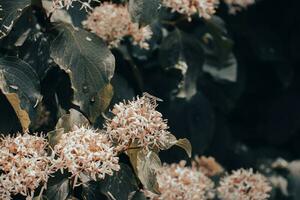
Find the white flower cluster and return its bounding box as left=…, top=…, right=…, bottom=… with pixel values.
left=217, top=168, right=272, bottom=200
left=0, top=134, right=54, bottom=200
left=52, top=0, right=98, bottom=11
left=161, top=0, right=219, bottom=20
left=223, top=0, right=255, bottom=14
left=145, top=160, right=215, bottom=200
left=53, top=127, right=120, bottom=182
left=105, top=93, right=172, bottom=152
left=83, top=2, right=152, bottom=49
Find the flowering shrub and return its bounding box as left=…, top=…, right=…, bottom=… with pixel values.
left=0, top=0, right=297, bottom=199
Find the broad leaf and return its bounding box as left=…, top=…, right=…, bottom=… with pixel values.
left=48, top=109, right=89, bottom=147
left=0, top=0, right=31, bottom=39
left=128, top=0, right=160, bottom=26
left=136, top=151, right=161, bottom=193
left=159, top=29, right=204, bottom=100
left=98, top=163, right=138, bottom=200
left=46, top=174, right=70, bottom=200
left=50, top=23, right=115, bottom=122
left=55, top=108, right=89, bottom=131
left=175, top=138, right=192, bottom=158
left=0, top=56, right=41, bottom=131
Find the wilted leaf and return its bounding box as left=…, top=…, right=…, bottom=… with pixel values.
left=0, top=56, right=41, bottom=131
left=50, top=23, right=115, bottom=123
left=128, top=0, right=160, bottom=26
left=175, top=138, right=192, bottom=158
left=159, top=29, right=204, bottom=100
left=0, top=0, right=31, bottom=39
left=99, top=163, right=138, bottom=200
left=56, top=108, right=90, bottom=131
left=46, top=174, right=70, bottom=200
left=136, top=151, right=161, bottom=193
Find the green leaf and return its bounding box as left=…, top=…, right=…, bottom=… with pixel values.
left=0, top=0, right=31, bottom=39
left=175, top=138, right=192, bottom=158
left=128, top=0, right=160, bottom=26
left=136, top=151, right=161, bottom=193
left=159, top=29, right=204, bottom=100
left=46, top=174, right=70, bottom=200
left=50, top=23, right=115, bottom=123
left=0, top=56, right=41, bottom=131
left=98, top=163, right=138, bottom=200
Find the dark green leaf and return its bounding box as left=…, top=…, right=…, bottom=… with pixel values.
left=200, top=17, right=237, bottom=82
left=0, top=0, right=31, bottom=39
left=99, top=163, right=138, bottom=200
left=128, top=0, right=160, bottom=26
left=159, top=29, right=204, bottom=100
left=46, top=174, right=70, bottom=200
left=50, top=23, right=115, bottom=123
left=0, top=56, right=41, bottom=131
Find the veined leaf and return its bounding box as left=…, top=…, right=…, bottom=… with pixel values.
left=136, top=151, right=161, bottom=193
left=0, top=0, right=31, bottom=39
left=50, top=23, right=115, bottom=122
left=0, top=56, right=41, bottom=131
left=175, top=138, right=192, bottom=158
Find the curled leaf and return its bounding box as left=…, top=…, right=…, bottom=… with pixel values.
left=175, top=138, right=192, bottom=158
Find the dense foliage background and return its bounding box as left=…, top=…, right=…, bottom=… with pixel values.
left=0, top=0, right=300, bottom=199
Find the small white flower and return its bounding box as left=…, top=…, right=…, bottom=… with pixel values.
left=217, top=168, right=272, bottom=200
left=105, top=93, right=173, bottom=152
left=0, top=134, right=54, bottom=200
left=83, top=2, right=152, bottom=49
left=53, top=127, right=120, bottom=184
left=145, top=160, right=215, bottom=200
